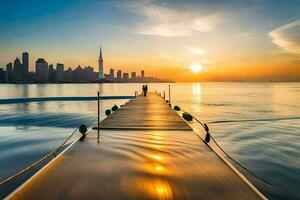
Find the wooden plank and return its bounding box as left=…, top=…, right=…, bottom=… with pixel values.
left=8, top=130, right=263, bottom=200
left=96, top=93, right=192, bottom=130
left=7, top=93, right=265, bottom=200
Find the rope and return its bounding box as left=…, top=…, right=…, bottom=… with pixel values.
left=170, top=102, right=275, bottom=187
left=0, top=117, right=95, bottom=186
left=192, top=116, right=274, bottom=187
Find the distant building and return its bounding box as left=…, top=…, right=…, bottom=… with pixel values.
left=109, top=68, right=114, bottom=79
left=6, top=63, right=13, bottom=82
left=74, top=65, right=84, bottom=82
left=28, top=72, right=35, bottom=82
left=13, top=57, right=23, bottom=83
left=93, top=71, right=98, bottom=80
left=48, top=64, right=55, bottom=82
left=0, top=68, right=5, bottom=82
left=84, top=66, right=94, bottom=81
left=104, top=74, right=110, bottom=79
left=49, top=64, right=54, bottom=71
left=131, top=72, right=136, bottom=80
left=117, top=70, right=122, bottom=80
left=64, top=67, right=73, bottom=82
left=56, top=63, right=64, bottom=82
left=123, top=73, right=129, bottom=81
left=98, top=46, right=104, bottom=79
left=141, top=70, right=145, bottom=78
left=36, top=58, right=48, bottom=82
left=22, top=52, right=29, bottom=81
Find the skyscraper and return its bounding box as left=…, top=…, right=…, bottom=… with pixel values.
left=56, top=63, right=64, bottom=82
left=123, top=73, right=129, bottom=81
left=117, top=70, right=122, bottom=80
left=131, top=72, right=136, bottom=80
left=64, top=67, right=73, bottom=82
left=13, top=58, right=22, bottom=82
left=36, top=58, right=48, bottom=82
left=0, top=68, right=4, bottom=82
left=109, top=68, right=114, bottom=79
left=98, top=46, right=104, bottom=79
left=6, top=63, right=13, bottom=83
left=48, top=64, right=55, bottom=82
left=141, top=70, right=145, bottom=78
left=84, top=66, right=94, bottom=81
left=22, top=52, right=29, bottom=81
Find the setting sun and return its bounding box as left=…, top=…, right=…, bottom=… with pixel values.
left=191, top=63, right=203, bottom=73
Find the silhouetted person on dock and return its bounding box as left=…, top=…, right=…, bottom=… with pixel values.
left=142, top=85, right=146, bottom=96
left=142, top=85, right=148, bottom=96
left=145, top=85, right=148, bottom=96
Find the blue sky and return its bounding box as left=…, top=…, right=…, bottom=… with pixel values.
left=1, top=0, right=300, bottom=80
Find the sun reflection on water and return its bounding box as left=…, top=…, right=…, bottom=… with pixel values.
left=153, top=180, right=173, bottom=200
left=122, top=177, right=174, bottom=200
left=192, top=83, right=202, bottom=96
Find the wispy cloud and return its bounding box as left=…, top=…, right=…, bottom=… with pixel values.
left=126, top=0, right=222, bottom=37
left=236, top=30, right=255, bottom=39
left=200, top=59, right=215, bottom=65
left=268, top=20, right=300, bottom=54
left=184, top=45, right=205, bottom=55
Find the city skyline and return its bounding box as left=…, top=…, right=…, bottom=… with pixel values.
left=0, top=48, right=171, bottom=83
left=1, top=0, right=300, bottom=81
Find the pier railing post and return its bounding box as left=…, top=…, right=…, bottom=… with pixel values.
left=168, top=84, right=171, bottom=104
left=97, top=92, right=100, bottom=141
left=97, top=92, right=100, bottom=126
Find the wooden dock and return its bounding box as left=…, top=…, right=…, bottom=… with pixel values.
left=7, top=93, right=266, bottom=200
left=98, top=93, right=192, bottom=130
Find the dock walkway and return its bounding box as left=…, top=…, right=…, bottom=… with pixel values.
left=7, top=93, right=264, bottom=200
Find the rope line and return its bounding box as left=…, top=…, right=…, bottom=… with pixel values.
left=192, top=116, right=274, bottom=187
left=169, top=101, right=275, bottom=188
left=0, top=117, right=95, bottom=186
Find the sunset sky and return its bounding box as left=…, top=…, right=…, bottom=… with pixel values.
left=1, top=0, right=300, bottom=81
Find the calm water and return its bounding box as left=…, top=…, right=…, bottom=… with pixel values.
left=0, top=83, right=299, bottom=199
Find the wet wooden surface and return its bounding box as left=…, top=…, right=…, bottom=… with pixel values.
left=96, top=93, right=192, bottom=130
left=8, top=93, right=263, bottom=200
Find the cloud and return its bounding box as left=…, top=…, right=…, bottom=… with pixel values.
left=137, top=24, right=193, bottom=37
left=126, top=0, right=221, bottom=37
left=268, top=20, right=300, bottom=54
left=184, top=45, right=205, bottom=55
left=236, top=30, right=255, bottom=39
left=200, top=59, right=215, bottom=65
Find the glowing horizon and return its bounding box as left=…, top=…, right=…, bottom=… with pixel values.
left=1, top=0, right=300, bottom=81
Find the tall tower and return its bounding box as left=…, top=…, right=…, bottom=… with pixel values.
left=13, top=58, right=22, bottom=83
left=98, top=46, right=104, bottom=79
left=22, top=52, right=29, bottom=81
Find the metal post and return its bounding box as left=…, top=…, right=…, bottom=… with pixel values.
left=97, top=92, right=100, bottom=126
left=97, top=92, right=100, bottom=141
left=168, top=85, right=171, bottom=104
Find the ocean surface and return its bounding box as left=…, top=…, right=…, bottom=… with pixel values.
left=0, top=83, right=299, bottom=199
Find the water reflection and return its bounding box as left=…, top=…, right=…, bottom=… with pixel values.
left=192, top=83, right=202, bottom=96
left=122, top=177, right=173, bottom=200
left=146, top=179, right=173, bottom=200
left=0, top=83, right=299, bottom=199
